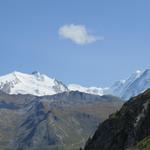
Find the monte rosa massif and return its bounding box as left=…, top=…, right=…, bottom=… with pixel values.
left=0, top=69, right=150, bottom=100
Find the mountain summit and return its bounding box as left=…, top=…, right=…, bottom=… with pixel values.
left=0, top=71, right=68, bottom=96
left=110, top=69, right=150, bottom=99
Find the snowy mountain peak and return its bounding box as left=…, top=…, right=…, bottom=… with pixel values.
left=135, top=69, right=142, bottom=74
left=131, top=69, right=143, bottom=79
left=31, top=71, right=42, bottom=77
left=0, top=71, right=68, bottom=96
left=110, top=69, right=150, bottom=100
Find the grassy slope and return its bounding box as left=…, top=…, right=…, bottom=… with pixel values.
left=128, top=136, right=150, bottom=150
left=0, top=92, right=123, bottom=150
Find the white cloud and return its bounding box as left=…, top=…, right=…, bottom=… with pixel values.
left=58, top=24, right=103, bottom=45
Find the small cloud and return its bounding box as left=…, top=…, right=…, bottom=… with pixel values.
left=58, top=24, right=103, bottom=45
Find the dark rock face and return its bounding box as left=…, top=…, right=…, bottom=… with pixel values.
left=84, top=89, right=150, bottom=150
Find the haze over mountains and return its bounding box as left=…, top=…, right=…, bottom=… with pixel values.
left=1, top=69, right=150, bottom=100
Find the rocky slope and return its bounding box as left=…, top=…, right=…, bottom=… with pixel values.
left=84, top=89, right=150, bottom=150
left=0, top=91, right=123, bottom=150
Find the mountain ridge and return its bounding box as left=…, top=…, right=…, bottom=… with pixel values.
left=1, top=69, right=150, bottom=100
left=0, top=90, right=123, bottom=150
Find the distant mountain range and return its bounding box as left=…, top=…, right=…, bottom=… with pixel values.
left=1, top=69, right=150, bottom=100
left=69, top=69, right=150, bottom=100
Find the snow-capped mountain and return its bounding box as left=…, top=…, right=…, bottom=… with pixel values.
left=0, top=71, right=68, bottom=96
left=68, top=84, right=107, bottom=96
left=68, top=69, right=150, bottom=100
left=109, top=69, right=150, bottom=99
left=109, top=70, right=143, bottom=96
left=121, top=69, right=150, bottom=99
left=1, top=69, right=150, bottom=100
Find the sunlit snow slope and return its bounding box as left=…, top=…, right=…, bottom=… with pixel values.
left=0, top=71, right=68, bottom=96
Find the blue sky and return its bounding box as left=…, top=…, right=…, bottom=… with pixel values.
left=0, top=0, right=150, bottom=86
